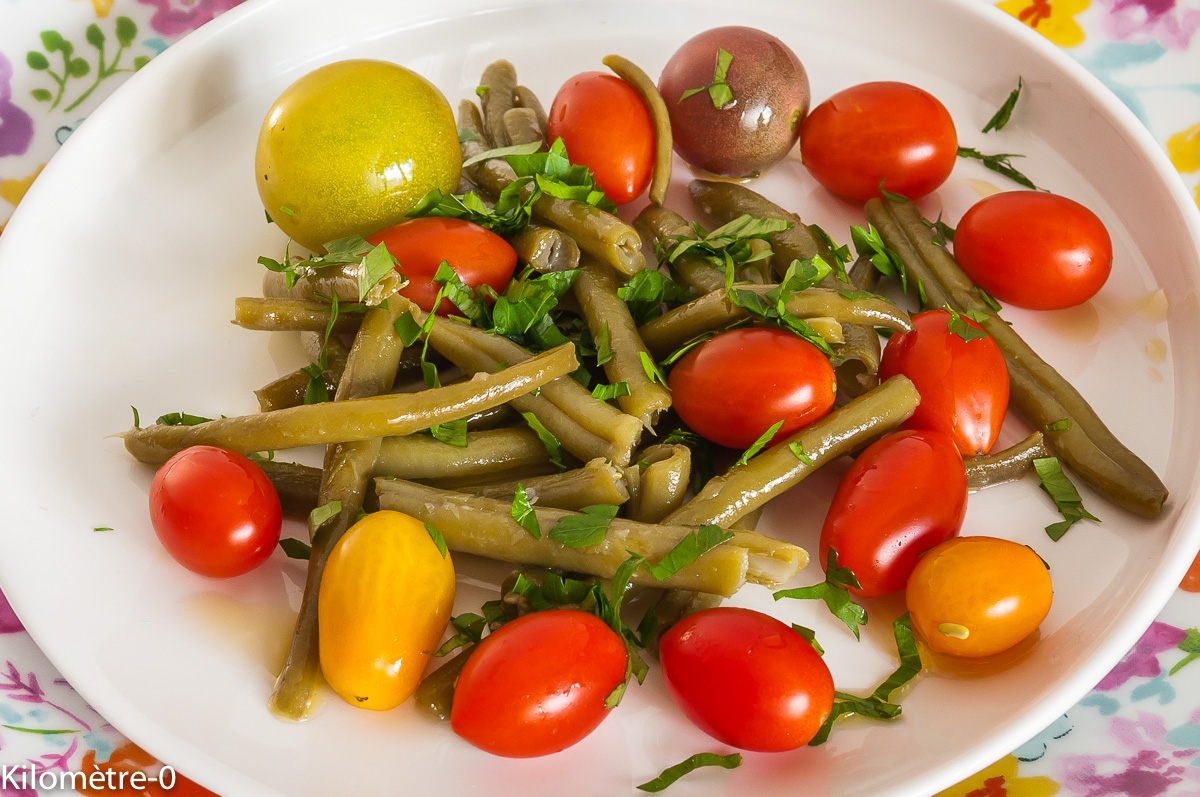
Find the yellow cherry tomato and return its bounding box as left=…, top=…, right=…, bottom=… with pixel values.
left=318, top=510, right=455, bottom=710
left=255, top=59, right=461, bottom=252
left=905, top=536, right=1052, bottom=658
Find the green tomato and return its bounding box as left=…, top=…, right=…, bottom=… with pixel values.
left=255, top=59, right=461, bottom=252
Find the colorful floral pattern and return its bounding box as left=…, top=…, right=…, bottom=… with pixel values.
left=0, top=0, right=1199, bottom=794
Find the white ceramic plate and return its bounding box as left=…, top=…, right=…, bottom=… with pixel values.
left=2, top=0, right=1200, bottom=794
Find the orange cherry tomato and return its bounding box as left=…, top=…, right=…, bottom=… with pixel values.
left=879, top=309, right=1010, bottom=456
left=1181, top=548, right=1200, bottom=592
left=953, top=191, right=1112, bottom=310
left=906, top=536, right=1053, bottom=658
left=366, top=216, right=517, bottom=315
left=547, top=72, right=655, bottom=204
left=800, top=81, right=958, bottom=200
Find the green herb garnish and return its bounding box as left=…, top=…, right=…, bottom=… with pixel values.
left=733, top=420, right=784, bottom=468
left=547, top=504, right=621, bottom=548
left=637, top=752, right=742, bottom=793
left=520, top=411, right=565, bottom=471
left=678, top=47, right=735, bottom=108
left=1033, top=456, right=1099, bottom=540
left=957, top=146, right=1042, bottom=190
left=982, top=77, right=1023, bottom=133
left=945, top=305, right=989, bottom=342
left=278, top=538, right=312, bottom=560
left=510, top=483, right=541, bottom=540
left=646, top=525, right=734, bottom=581
left=424, top=522, right=448, bottom=558
left=774, top=548, right=868, bottom=639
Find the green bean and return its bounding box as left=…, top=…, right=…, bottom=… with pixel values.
left=479, top=60, right=516, bottom=148
left=469, top=458, right=630, bottom=510
left=502, top=107, right=544, bottom=148
left=965, top=432, right=1051, bottom=492
left=514, top=85, right=548, bottom=136
left=833, top=324, right=883, bottom=399
left=234, top=296, right=364, bottom=332
left=865, top=197, right=1168, bottom=517
left=625, top=444, right=691, bottom=524
left=262, top=263, right=361, bottom=304
left=664, top=375, right=921, bottom=528
left=376, top=478, right=751, bottom=595
left=848, top=253, right=881, bottom=292
left=401, top=297, right=642, bottom=466
left=256, top=459, right=322, bottom=517
left=573, top=257, right=672, bottom=428
left=123, top=344, right=578, bottom=464
left=375, top=428, right=549, bottom=481
left=632, top=205, right=726, bottom=294
left=254, top=333, right=349, bottom=412
left=508, top=224, right=580, bottom=272
left=414, top=645, right=472, bottom=721
left=638, top=285, right=909, bottom=359
left=458, top=100, right=516, bottom=198
left=603, top=54, right=672, bottom=206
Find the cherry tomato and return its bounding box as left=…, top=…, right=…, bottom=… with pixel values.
left=952, top=191, right=1112, bottom=310
left=366, top=216, right=517, bottom=315
left=547, top=72, right=654, bottom=204
left=906, top=536, right=1053, bottom=658
left=799, top=81, right=957, bottom=201
left=659, top=607, right=834, bottom=751
left=819, top=430, right=967, bottom=597
left=318, top=510, right=455, bottom=711
left=450, top=609, right=627, bottom=758
left=879, top=309, right=1010, bottom=456
left=668, top=327, right=836, bottom=450
left=1181, top=548, right=1200, bottom=592
left=149, top=446, right=282, bottom=578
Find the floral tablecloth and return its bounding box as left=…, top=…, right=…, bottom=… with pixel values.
left=2, top=0, right=1200, bottom=795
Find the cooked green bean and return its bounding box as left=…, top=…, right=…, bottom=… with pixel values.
left=375, top=478, right=751, bottom=595
left=234, top=296, right=364, bottom=332
left=833, top=324, right=883, bottom=398
left=965, top=432, right=1051, bottom=492
left=865, top=197, right=1168, bottom=517
left=458, top=100, right=516, bottom=198
left=637, top=284, right=909, bottom=359
left=502, top=107, right=544, bottom=148
left=514, top=85, right=548, bottom=136
left=271, top=291, right=411, bottom=721
left=398, top=297, right=642, bottom=466
left=414, top=645, right=472, bottom=720
left=375, top=428, right=549, bottom=481
left=479, top=60, right=516, bottom=148
left=664, top=375, right=921, bottom=528
left=257, top=459, right=322, bottom=516
left=572, top=257, right=672, bottom=427
left=470, top=458, right=630, bottom=509
left=632, top=205, right=726, bottom=294
left=603, top=54, right=672, bottom=206
left=508, top=224, right=580, bottom=272
left=254, top=333, right=349, bottom=412
left=123, top=344, right=578, bottom=464
left=262, top=263, right=361, bottom=304
left=625, top=444, right=691, bottom=524
left=848, top=253, right=881, bottom=292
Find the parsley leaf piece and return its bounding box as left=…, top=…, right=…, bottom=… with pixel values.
left=278, top=205, right=296, bottom=217
left=789, top=440, right=815, bottom=466
left=871, top=613, right=922, bottom=702
left=1169, top=628, right=1200, bottom=676
left=646, top=525, right=734, bottom=581
left=308, top=500, right=342, bottom=536
left=792, top=624, right=824, bottom=655
left=1033, top=456, right=1100, bottom=541
left=506, top=138, right=616, bottom=213
left=432, top=261, right=490, bottom=327
left=547, top=504, right=620, bottom=548
left=1046, top=419, right=1071, bottom=432
left=637, top=753, right=742, bottom=793
left=278, top=538, right=312, bottom=560
left=945, top=305, right=989, bottom=342
left=394, top=312, right=423, bottom=346
left=510, top=483, right=541, bottom=540
left=982, top=77, right=1023, bottom=133
left=774, top=548, right=868, bottom=639
left=358, top=242, right=399, bottom=301
left=594, top=321, right=615, bottom=366
left=922, top=212, right=957, bottom=247
left=808, top=690, right=903, bottom=746
left=957, top=146, right=1042, bottom=190
left=591, top=381, right=631, bottom=401
left=428, top=418, right=469, bottom=448
left=423, top=522, right=448, bottom=558
left=93, top=526, right=113, bottom=533
left=639, top=351, right=670, bottom=388
left=461, top=140, right=544, bottom=169
left=878, top=179, right=909, bottom=203
left=663, top=428, right=715, bottom=495
left=431, top=612, right=487, bottom=657
left=618, top=269, right=697, bottom=325
left=660, top=333, right=716, bottom=367
left=155, top=411, right=213, bottom=426
left=520, top=411, right=566, bottom=471
left=977, top=287, right=1003, bottom=312
left=407, top=186, right=536, bottom=237
left=130, top=406, right=140, bottom=428
left=851, top=224, right=908, bottom=292
left=733, top=420, right=784, bottom=468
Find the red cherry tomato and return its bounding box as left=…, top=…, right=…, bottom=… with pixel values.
left=547, top=72, right=654, bottom=204
left=879, top=309, right=1010, bottom=456
left=659, top=607, right=834, bottom=751
left=450, top=609, right=627, bottom=758
left=149, top=446, right=282, bottom=578
left=366, top=216, right=517, bottom=315
left=668, top=327, right=836, bottom=450
left=799, top=81, right=957, bottom=201
left=952, top=191, right=1113, bottom=310
left=819, top=430, right=967, bottom=597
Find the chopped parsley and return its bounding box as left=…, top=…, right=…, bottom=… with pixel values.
left=637, top=753, right=742, bottom=792
left=957, top=146, right=1043, bottom=191
left=1033, top=456, right=1099, bottom=540
left=547, top=504, right=620, bottom=548
left=678, top=47, right=735, bottom=108
left=982, top=77, right=1023, bottom=133
left=774, top=548, right=868, bottom=639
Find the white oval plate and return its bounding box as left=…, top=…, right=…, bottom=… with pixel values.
left=2, top=0, right=1200, bottom=795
